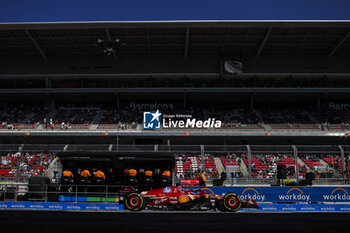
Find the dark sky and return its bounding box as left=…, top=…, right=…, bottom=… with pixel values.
left=0, top=0, right=349, bottom=22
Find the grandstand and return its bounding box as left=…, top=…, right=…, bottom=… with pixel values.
left=0, top=152, right=57, bottom=180
left=0, top=144, right=348, bottom=186
left=0, top=20, right=350, bottom=187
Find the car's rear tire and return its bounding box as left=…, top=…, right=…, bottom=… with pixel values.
left=125, top=193, right=144, bottom=211
left=221, top=192, right=241, bottom=212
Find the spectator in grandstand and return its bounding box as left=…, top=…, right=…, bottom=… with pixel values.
left=60, top=121, right=66, bottom=130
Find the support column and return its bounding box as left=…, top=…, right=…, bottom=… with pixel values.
left=338, top=145, right=346, bottom=183
left=45, top=77, right=50, bottom=88
left=200, top=145, right=205, bottom=172
left=292, top=145, right=299, bottom=184
left=50, top=97, right=55, bottom=111
left=250, top=94, right=255, bottom=109
left=116, top=93, right=120, bottom=111
left=246, top=145, right=252, bottom=184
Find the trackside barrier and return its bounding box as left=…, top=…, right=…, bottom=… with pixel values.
left=0, top=201, right=123, bottom=211
left=188, top=187, right=350, bottom=203
left=0, top=201, right=350, bottom=212
left=239, top=204, right=350, bottom=212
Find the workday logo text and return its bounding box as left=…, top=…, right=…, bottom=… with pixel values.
left=240, top=188, right=266, bottom=202
left=323, top=188, right=350, bottom=201
left=278, top=188, right=311, bottom=202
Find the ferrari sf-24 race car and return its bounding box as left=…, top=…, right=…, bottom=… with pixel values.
left=124, top=186, right=259, bottom=212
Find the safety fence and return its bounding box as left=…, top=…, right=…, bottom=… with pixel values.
left=0, top=183, right=134, bottom=203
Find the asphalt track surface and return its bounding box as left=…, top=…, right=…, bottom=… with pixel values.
left=0, top=210, right=349, bottom=233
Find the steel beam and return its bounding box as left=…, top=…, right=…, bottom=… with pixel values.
left=25, top=30, right=47, bottom=59
left=256, top=27, right=272, bottom=58
left=184, top=28, right=190, bottom=57
left=328, top=32, right=350, bottom=57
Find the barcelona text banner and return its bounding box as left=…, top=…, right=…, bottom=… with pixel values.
left=188, top=187, right=350, bottom=203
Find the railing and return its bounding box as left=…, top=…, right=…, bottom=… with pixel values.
left=312, top=178, right=346, bottom=185
left=0, top=183, right=136, bottom=203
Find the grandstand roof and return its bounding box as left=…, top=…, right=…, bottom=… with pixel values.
left=0, top=21, right=349, bottom=58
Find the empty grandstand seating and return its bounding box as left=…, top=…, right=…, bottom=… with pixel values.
left=221, top=155, right=240, bottom=167
left=323, top=155, right=350, bottom=178
left=175, top=154, right=218, bottom=180
left=270, top=124, right=320, bottom=130
left=198, top=155, right=218, bottom=179
left=221, top=124, right=264, bottom=129
left=242, top=153, right=305, bottom=179
left=97, top=124, right=137, bottom=130
left=301, top=158, right=324, bottom=170
left=327, top=124, right=349, bottom=130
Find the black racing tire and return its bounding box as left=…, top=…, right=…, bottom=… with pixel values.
left=215, top=200, right=226, bottom=212
left=221, top=192, right=241, bottom=212
left=125, top=193, right=144, bottom=211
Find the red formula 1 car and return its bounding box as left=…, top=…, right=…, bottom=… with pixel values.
left=124, top=186, right=258, bottom=212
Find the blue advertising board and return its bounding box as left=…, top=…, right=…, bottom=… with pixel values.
left=0, top=202, right=123, bottom=211
left=189, top=187, right=350, bottom=203
left=1, top=0, right=349, bottom=23
left=0, top=201, right=350, bottom=212
left=242, top=203, right=350, bottom=212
